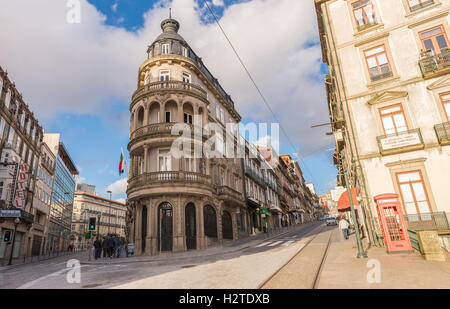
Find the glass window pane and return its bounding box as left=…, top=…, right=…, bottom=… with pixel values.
left=400, top=184, right=415, bottom=203
left=377, top=53, right=388, bottom=65
left=444, top=103, right=450, bottom=118
left=436, top=35, right=448, bottom=50
left=393, top=114, right=407, bottom=131
left=367, top=56, right=377, bottom=68
left=412, top=182, right=427, bottom=202
left=365, top=46, right=385, bottom=57
left=382, top=116, right=395, bottom=131
left=398, top=172, right=421, bottom=182
left=420, top=27, right=443, bottom=39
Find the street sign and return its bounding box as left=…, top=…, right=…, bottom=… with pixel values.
left=0, top=209, right=21, bottom=218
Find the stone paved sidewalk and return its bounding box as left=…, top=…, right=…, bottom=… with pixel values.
left=81, top=222, right=320, bottom=265
left=317, top=231, right=450, bottom=289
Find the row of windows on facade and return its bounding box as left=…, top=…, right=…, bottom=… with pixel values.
left=246, top=177, right=280, bottom=207
left=73, top=202, right=125, bottom=217
left=0, top=82, right=42, bottom=144
left=352, top=0, right=436, bottom=31
left=360, top=24, right=448, bottom=83
left=143, top=70, right=230, bottom=125
left=376, top=90, right=450, bottom=137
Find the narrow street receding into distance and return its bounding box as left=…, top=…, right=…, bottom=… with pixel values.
left=0, top=222, right=336, bottom=289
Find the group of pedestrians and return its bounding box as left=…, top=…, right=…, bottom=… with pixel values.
left=93, top=236, right=126, bottom=259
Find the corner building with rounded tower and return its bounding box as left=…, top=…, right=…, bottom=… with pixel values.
left=126, top=16, right=248, bottom=255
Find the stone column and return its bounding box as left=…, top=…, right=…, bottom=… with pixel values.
left=143, top=104, right=149, bottom=126
left=135, top=203, right=142, bottom=255
left=160, top=103, right=165, bottom=123
left=143, top=145, right=149, bottom=174
left=178, top=102, right=184, bottom=123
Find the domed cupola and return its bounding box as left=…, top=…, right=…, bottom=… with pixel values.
left=147, top=10, right=189, bottom=58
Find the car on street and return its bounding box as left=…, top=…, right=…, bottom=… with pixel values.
left=326, top=217, right=338, bottom=226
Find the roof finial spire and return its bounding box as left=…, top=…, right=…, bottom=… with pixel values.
left=169, top=8, right=172, bottom=19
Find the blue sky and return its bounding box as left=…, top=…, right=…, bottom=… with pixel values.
left=1, top=0, right=337, bottom=201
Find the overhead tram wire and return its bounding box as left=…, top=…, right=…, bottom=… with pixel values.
left=200, top=0, right=322, bottom=188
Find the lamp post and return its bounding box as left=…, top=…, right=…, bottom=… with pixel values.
left=8, top=217, right=21, bottom=265
left=107, top=190, right=112, bottom=236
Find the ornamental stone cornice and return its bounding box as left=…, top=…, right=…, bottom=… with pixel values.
left=367, top=91, right=408, bottom=105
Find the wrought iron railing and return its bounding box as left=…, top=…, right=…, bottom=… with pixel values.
left=435, top=122, right=450, bottom=145
left=404, top=212, right=450, bottom=231
left=370, top=70, right=393, bottom=82
left=128, top=171, right=211, bottom=190
left=410, top=0, right=434, bottom=12
left=419, top=48, right=450, bottom=76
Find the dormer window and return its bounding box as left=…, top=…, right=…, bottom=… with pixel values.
left=162, top=43, right=170, bottom=54
left=182, top=46, right=188, bottom=57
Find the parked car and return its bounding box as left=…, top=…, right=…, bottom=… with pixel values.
left=326, top=217, right=338, bottom=226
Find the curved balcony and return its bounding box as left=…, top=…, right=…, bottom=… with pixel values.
left=128, top=171, right=212, bottom=192
left=131, top=81, right=208, bottom=109
left=129, top=122, right=206, bottom=149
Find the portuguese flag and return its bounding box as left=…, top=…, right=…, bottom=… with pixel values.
left=119, top=148, right=126, bottom=176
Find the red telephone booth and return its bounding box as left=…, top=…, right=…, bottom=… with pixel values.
left=374, top=194, right=413, bottom=253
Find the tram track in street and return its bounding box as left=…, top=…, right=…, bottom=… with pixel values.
left=258, top=225, right=334, bottom=289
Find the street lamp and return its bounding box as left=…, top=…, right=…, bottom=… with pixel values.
left=8, top=217, right=21, bottom=265
left=107, top=190, right=112, bottom=235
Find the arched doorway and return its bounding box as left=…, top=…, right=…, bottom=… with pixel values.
left=185, top=203, right=196, bottom=250
left=222, top=211, right=233, bottom=239
left=203, top=205, right=217, bottom=238
left=158, top=202, right=173, bottom=252
left=141, top=206, right=147, bottom=253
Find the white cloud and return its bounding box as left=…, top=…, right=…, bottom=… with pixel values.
left=111, top=2, right=118, bottom=12
left=106, top=177, right=128, bottom=196
left=0, top=0, right=332, bottom=154
left=116, top=197, right=126, bottom=204
left=212, top=0, right=225, bottom=7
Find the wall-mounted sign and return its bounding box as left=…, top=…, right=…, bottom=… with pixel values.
left=14, top=164, right=29, bottom=209
left=380, top=132, right=422, bottom=151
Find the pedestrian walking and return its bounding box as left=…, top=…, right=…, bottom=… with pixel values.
left=339, top=217, right=350, bottom=240
left=94, top=238, right=102, bottom=260
left=107, top=236, right=114, bottom=258
left=102, top=237, right=108, bottom=258
left=114, top=237, right=120, bottom=257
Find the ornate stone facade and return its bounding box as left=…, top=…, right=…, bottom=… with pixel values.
left=127, top=17, right=246, bottom=255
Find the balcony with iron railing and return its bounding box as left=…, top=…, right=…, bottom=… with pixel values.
left=409, top=0, right=434, bottom=12
left=405, top=212, right=449, bottom=232
left=419, top=48, right=450, bottom=79
left=376, top=128, right=424, bottom=155
left=217, top=185, right=244, bottom=203
left=244, top=164, right=267, bottom=188
left=131, top=80, right=208, bottom=109
left=370, top=70, right=393, bottom=83
left=128, top=171, right=212, bottom=192
left=130, top=122, right=199, bottom=142
left=434, top=122, right=450, bottom=145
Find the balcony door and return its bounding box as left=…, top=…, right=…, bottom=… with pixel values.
left=160, top=70, right=170, bottom=88
left=396, top=171, right=432, bottom=216
left=158, top=149, right=172, bottom=180
left=379, top=104, right=408, bottom=135
left=420, top=26, right=449, bottom=55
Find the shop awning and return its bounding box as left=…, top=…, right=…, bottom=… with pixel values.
left=260, top=207, right=272, bottom=216
left=246, top=198, right=260, bottom=208
left=269, top=205, right=283, bottom=213
left=338, top=188, right=359, bottom=212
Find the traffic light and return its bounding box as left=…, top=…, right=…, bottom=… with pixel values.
left=88, top=217, right=96, bottom=231
left=3, top=230, right=12, bottom=242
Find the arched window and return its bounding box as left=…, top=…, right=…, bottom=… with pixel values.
left=203, top=205, right=217, bottom=238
